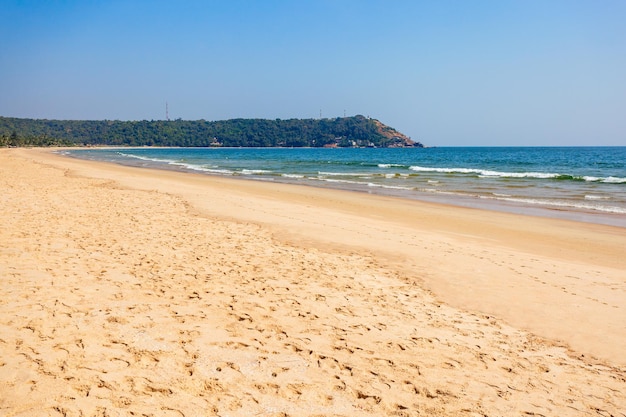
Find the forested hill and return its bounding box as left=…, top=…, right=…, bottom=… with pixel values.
left=0, top=115, right=422, bottom=148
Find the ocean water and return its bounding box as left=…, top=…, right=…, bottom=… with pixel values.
left=65, top=147, right=626, bottom=227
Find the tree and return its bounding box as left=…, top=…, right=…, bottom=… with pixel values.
left=9, top=131, right=20, bottom=147
left=0, top=116, right=420, bottom=148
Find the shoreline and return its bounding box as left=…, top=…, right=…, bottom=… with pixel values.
left=20, top=148, right=626, bottom=359
left=2, top=148, right=625, bottom=415
left=62, top=147, right=626, bottom=228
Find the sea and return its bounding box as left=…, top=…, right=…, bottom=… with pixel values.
left=64, top=147, right=626, bottom=227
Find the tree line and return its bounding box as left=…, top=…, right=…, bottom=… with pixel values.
left=0, top=115, right=422, bottom=148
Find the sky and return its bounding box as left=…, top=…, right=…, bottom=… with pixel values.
left=1, top=0, right=625, bottom=146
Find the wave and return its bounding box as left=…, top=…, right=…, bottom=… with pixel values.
left=313, top=177, right=366, bottom=185
left=242, top=169, right=272, bottom=175
left=596, top=176, right=626, bottom=184
left=490, top=196, right=626, bottom=214
left=409, top=165, right=560, bottom=178
left=377, top=163, right=406, bottom=168
left=318, top=171, right=373, bottom=177
left=117, top=152, right=230, bottom=174
left=313, top=176, right=414, bottom=192
left=409, top=165, right=626, bottom=183
left=367, top=183, right=414, bottom=191
left=192, top=167, right=234, bottom=175
left=407, top=186, right=626, bottom=214
left=117, top=152, right=176, bottom=164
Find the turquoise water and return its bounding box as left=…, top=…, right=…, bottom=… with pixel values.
left=65, top=147, right=626, bottom=226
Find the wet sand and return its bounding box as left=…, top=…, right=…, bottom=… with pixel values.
left=1, top=148, right=624, bottom=416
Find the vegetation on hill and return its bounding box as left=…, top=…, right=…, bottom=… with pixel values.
left=0, top=115, right=422, bottom=148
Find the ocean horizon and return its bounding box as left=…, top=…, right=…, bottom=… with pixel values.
left=63, top=146, right=626, bottom=227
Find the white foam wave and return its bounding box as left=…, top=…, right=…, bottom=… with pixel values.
left=601, top=176, right=626, bottom=184
left=318, top=171, right=372, bottom=177
left=208, top=169, right=235, bottom=175
left=242, top=169, right=272, bottom=175
left=409, top=165, right=559, bottom=179
left=490, top=196, right=626, bottom=214
left=117, top=152, right=176, bottom=164
left=316, top=178, right=361, bottom=184
left=415, top=187, right=626, bottom=214
left=367, top=183, right=414, bottom=190
left=167, top=162, right=227, bottom=173
left=116, top=152, right=225, bottom=175
left=409, top=165, right=626, bottom=183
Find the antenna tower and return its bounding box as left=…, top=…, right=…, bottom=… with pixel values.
left=166, top=101, right=170, bottom=121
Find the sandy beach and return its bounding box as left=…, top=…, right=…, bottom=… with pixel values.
left=1, top=148, right=624, bottom=416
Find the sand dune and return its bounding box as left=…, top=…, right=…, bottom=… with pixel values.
left=1, top=148, right=624, bottom=416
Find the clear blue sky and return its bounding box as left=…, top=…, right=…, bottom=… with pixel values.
left=1, top=0, right=625, bottom=146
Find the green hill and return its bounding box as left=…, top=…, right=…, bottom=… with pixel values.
left=0, top=115, right=422, bottom=148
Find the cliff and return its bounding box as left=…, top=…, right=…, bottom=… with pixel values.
left=372, top=119, right=419, bottom=148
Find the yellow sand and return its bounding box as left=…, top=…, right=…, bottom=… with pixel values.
left=1, top=148, right=624, bottom=416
